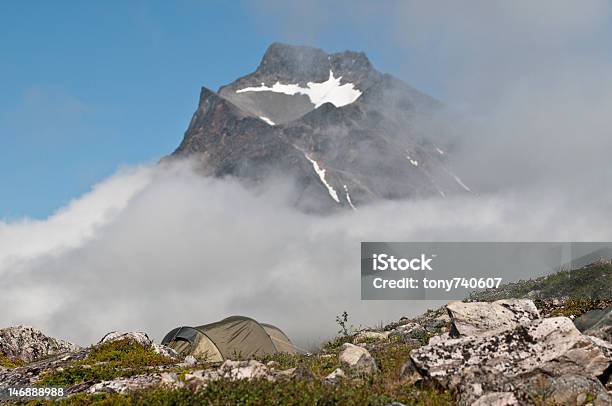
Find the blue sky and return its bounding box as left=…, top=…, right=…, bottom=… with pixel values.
left=2, top=1, right=611, bottom=219
left=0, top=1, right=416, bottom=219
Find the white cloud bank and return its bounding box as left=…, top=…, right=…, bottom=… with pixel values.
left=0, top=167, right=152, bottom=273
left=1, top=159, right=611, bottom=347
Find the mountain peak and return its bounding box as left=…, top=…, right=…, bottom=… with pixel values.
left=254, top=43, right=375, bottom=85
left=172, top=43, right=467, bottom=212
left=259, top=43, right=326, bottom=70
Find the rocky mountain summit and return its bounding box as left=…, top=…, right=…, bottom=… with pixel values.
left=169, top=43, right=471, bottom=211
left=0, top=326, right=80, bottom=364
left=1, top=264, right=610, bottom=404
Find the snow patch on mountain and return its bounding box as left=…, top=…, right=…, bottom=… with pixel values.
left=259, top=116, right=275, bottom=125
left=237, top=70, right=361, bottom=108
left=304, top=154, right=340, bottom=203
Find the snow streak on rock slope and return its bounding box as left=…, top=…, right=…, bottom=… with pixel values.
left=259, top=116, right=275, bottom=125
left=304, top=154, right=340, bottom=203
left=171, top=43, right=471, bottom=212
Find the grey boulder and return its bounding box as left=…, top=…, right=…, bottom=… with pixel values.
left=447, top=299, right=540, bottom=337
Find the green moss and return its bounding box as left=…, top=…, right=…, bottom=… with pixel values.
left=86, top=339, right=171, bottom=367
left=321, top=334, right=355, bottom=353
left=547, top=297, right=602, bottom=317
left=256, top=352, right=340, bottom=378
left=38, top=339, right=174, bottom=387
left=371, top=340, right=417, bottom=382
left=30, top=379, right=454, bottom=406
left=0, top=352, right=25, bottom=368
left=27, top=333, right=455, bottom=405
left=38, top=364, right=124, bottom=387
left=470, top=263, right=612, bottom=302
left=27, top=319, right=456, bottom=404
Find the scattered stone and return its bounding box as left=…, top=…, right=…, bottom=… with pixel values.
left=184, top=355, right=197, bottom=366
left=184, top=369, right=220, bottom=390
left=87, top=373, right=183, bottom=393
left=391, top=322, right=429, bottom=344
left=339, top=343, right=377, bottom=375
left=88, top=373, right=182, bottom=394
left=0, top=326, right=80, bottom=363
left=542, top=375, right=612, bottom=406
left=446, top=299, right=539, bottom=337
left=354, top=331, right=390, bottom=343
left=427, top=332, right=450, bottom=346
left=395, top=322, right=424, bottom=336
left=217, top=360, right=270, bottom=380
left=272, top=367, right=294, bottom=379
left=98, top=331, right=178, bottom=360
left=66, top=381, right=96, bottom=395
left=526, top=290, right=541, bottom=299
left=289, top=365, right=315, bottom=380
left=575, top=307, right=612, bottom=342
left=472, top=392, right=518, bottom=406
left=98, top=331, right=152, bottom=347
left=274, top=365, right=314, bottom=381
left=585, top=335, right=612, bottom=361
left=151, top=343, right=179, bottom=360
left=324, top=368, right=345, bottom=383
left=0, top=348, right=90, bottom=387
left=266, top=360, right=279, bottom=369
left=399, top=360, right=422, bottom=385
left=160, top=372, right=181, bottom=386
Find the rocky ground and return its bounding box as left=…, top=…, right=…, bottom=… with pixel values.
left=1, top=264, right=611, bottom=405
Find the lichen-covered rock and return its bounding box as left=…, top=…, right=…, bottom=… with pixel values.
left=0, top=325, right=80, bottom=363
left=412, top=317, right=608, bottom=384
left=446, top=299, right=540, bottom=337
left=531, top=374, right=612, bottom=406
left=410, top=317, right=610, bottom=404
left=339, top=343, right=377, bottom=375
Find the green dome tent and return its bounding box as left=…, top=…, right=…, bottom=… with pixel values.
left=161, top=316, right=298, bottom=362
